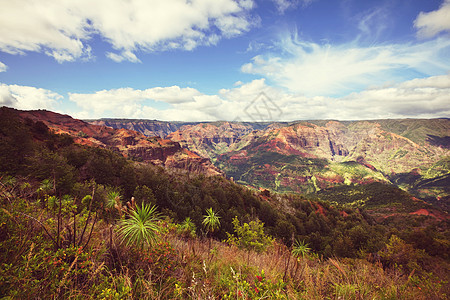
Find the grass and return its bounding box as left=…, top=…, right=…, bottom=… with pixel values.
left=3, top=207, right=448, bottom=299
left=1, top=177, right=448, bottom=299
left=165, top=233, right=448, bottom=299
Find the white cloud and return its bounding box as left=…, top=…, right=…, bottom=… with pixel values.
left=145, top=86, right=201, bottom=104
left=0, top=0, right=91, bottom=63
left=0, top=61, right=6, bottom=72
left=69, top=86, right=203, bottom=119
left=67, top=79, right=278, bottom=120
left=0, top=84, right=62, bottom=110
left=0, top=0, right=256, bottom=63
left=3, top=75, right=450, bottom=121
left=241, top=33, right=450, bottom=96
left=271, top=0, right=315, bottom=14
left=106, top=51, right=141, bottom=63
left=333, top=75, right=450, bottom=119
left=355, top=7, right=390, bottom=41
left=219, top=78, right=276, bottom=101
left=415, top=0, right=450, bottom=38
left=268, top=74, right=450, bottom=120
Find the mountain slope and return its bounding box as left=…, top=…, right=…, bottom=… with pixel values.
left=12, top=108, right=222, bottom=176
left=211, top=120, right=449, bottom=201
left=86, top=117, right=449, bottom=206
left=89, top=119, right=190, bottom=138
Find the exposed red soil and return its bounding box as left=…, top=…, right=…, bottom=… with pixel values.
left=409, top=209, right=449, bottom=221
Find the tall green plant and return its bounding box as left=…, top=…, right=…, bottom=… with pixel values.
left=106, top=190, right=121, bottom=210
left=227, top=217, right=273, bottom=253
left=104, top=190, right=122, bottom=248
left=202, top=207, right=220, bottom=235
left=227, top=216, right=273, bottom=264
left=178, top=217, right=197, bottom=238
left=292, top=240, right=311, bottom=258
left=117, top=203, right=161, bottom=249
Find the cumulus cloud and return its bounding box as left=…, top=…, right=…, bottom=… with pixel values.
left=69, top=86, right=203, bottom=119
left=0, top=0, right=256, bottom=63
left=2, top=74, right=449, bottom=121
left=327, top=74, right=450, bottom=119
left=0, top=84, right=62, bottom=110
left=0, top=0, right=91, bottom=63
left=266, top=74, right=450, bottom=120
left=0, top=61, right=7, bottom=72
left=66, top=79, right=279, bottom=120
left=415, top=0, right=450, bottom=38
left=241, top=33, right=450, bottom=96
left=66, top=75, right=450, bottom=121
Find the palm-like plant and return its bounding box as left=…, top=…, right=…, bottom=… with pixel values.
left=105, top=190, right=123, bottom=218
left=179, top=217, right=197, bottom=237
left=292, top=240, right=311, bottom=258
left=117, top=203, right=161, bottom=249
left=106, top=191, right=121, bottom=210
left=202, top=208, right=220, bottom=234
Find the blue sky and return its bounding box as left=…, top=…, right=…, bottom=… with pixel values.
left=0, top=0, right=449, bottom=121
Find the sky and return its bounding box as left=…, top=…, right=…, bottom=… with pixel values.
left=0, top=0, right=449, bottom=122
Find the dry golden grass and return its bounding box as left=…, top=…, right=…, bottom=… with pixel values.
left=163, top=232, right=448, bottom=300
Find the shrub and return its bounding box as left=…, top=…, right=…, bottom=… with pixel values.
left=117, top=203, right=161, bottom=249
left=226, top=216, right=273, bottom=254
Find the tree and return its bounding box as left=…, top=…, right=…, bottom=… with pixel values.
left=202, top=207, right=220, bottom=235
left=105, top=190, right=123, bottom=219
left=133, top=185, right=156, bottom=207
left=227, top=216, right=273, bottom=264
left=379, top=235, right=424, bottom=274
left=117, top=203, right=161, bottom=249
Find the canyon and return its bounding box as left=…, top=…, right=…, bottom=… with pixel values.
left=89, top=118, right=449, bottom=209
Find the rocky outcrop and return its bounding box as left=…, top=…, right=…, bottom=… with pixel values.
left=89, top=119, right=185, bottom=138
left=167, top=122, right=256, bottom=159
left=213, top=120, right=448, bottom=174
left=212, top=120, right=449, bottom=194
left=16, top=109, right=222, bottom=176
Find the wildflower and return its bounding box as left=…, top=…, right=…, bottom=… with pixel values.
left=255, top=287, right=259, bottom=293
left=237, top=290, right=242, bottom=297
left=256, top=275, right=262, bottom=282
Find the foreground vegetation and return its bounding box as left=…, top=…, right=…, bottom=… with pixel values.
left=0, top=181, right=448, bottom=299
left=0, top=107, right=449, bottom=298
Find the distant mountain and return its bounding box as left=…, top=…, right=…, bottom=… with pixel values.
left=88, top=119, right=191, bottom=138
left=87, top=119, right=279, bottom=139
left=12, top=109, right=222, bottom=176
left=167, top=120, right=449, bottom=208
left=86, top=117, right=449, bottom=209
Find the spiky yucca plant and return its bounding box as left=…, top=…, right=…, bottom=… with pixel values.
left=292, top=240, right=311, bottom=258
left=202, top=207, right=220, bottom=234
left=179, top=217, right=197, bottom=237
left=106, top=191, right=121, bottom=210
left=117, top=203, right=161, bottom=249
